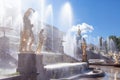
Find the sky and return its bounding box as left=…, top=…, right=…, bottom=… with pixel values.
left=0, top=0, right=120, bottom=44
left=57, top=1, right=119, bottom=34
left=46, top=0, right=120, bottom=43
left=69, top=0, right=120, bottom=38
left=47, top=0, right=120, bottom=43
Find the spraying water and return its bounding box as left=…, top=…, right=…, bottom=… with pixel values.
left=0, top=0, right=22, bottom=67
left=59, top=2, right=73, bottom=31
left=60, top=2, right=75, bottom=57
left=45, top=5, right=54, bottom=51
left=108, top=39, right=116, bottom=52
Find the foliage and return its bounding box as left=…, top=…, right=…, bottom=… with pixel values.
left=109, top=35, right=120, bottom=51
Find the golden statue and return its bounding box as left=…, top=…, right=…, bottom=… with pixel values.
left=36, top=29, right=45, bottom=54
left=81, top=38, right=88, bottom=62
left=114, top=54, right=120, bottom=64
left=19, top=8, right=35, bottom=52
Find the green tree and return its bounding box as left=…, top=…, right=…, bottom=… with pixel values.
left=109, top=35, right=120, bottom=51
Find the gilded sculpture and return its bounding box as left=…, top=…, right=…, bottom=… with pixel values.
left=81, top=38, right=88, bottom=62
left=19, top=8, right=35, bottom=52
left=114, top=53, right=120, bottom=64
left=36, top=29, right=45, bottom=54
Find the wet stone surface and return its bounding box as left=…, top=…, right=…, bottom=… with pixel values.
left=79, top=65, right=120, bottom=80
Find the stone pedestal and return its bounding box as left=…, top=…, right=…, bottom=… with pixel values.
left=82, top=54, right=88, bottom=62
left=17, top=52, right=48, bottom=80
left=36, top=54, right=48, bottom=80
left=82, top=54, right=89, bottom=66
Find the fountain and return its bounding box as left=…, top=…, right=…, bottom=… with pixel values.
left=75, top=27, right=82, bottom=60
left=59, top=2, right=73, bottom=31
left=17, top=8, right=48, bottom=80
left=60, top=2, right=75, bottom=57
left=0, top=27, right=17, bottom=70
left=0, top=0, right=106, bottom=80
left=45, top=5, right=54, bottom=52
left=89, top=36, right=120, bottom=66
left=108, top=39, right=117, bottom=52
left=99, top=37, right=108, bottom=52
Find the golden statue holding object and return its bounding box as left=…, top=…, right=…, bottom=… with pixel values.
left=81, top=38, right=88, bottom=62
left=19, top=8, right=35, bottom=52
left=36, top=29, right=45, bottom=54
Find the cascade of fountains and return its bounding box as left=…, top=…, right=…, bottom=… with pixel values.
left=98, top=37, right=116, bottom=53
left=0, top=0, right=55, bottom=51
left=0, top=0, right=86, bottom=70
left=0, top=0, right=55, bottom=74
left=0, top=0, right=78, bottom=56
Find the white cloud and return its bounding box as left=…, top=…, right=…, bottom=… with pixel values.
left=70, top=23, right=94, bottom=40
left=70, top=23, right=94, bottom=34
left=83, top=34, right=88, bottom=38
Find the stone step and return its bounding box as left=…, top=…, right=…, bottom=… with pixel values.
left=41, top=52, right=79, bottom=65
left=50, top=68, right=105, bottom=80
left=44, top=62, right=88, bottom=79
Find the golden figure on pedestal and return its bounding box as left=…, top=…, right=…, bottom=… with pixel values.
left=81, top=38, right=88, bottom=62
left=36, top=29, right=45, bottom=54
left=114, top=54, right=120, bottom=64
left=19, top=8, right=35, bottom=52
